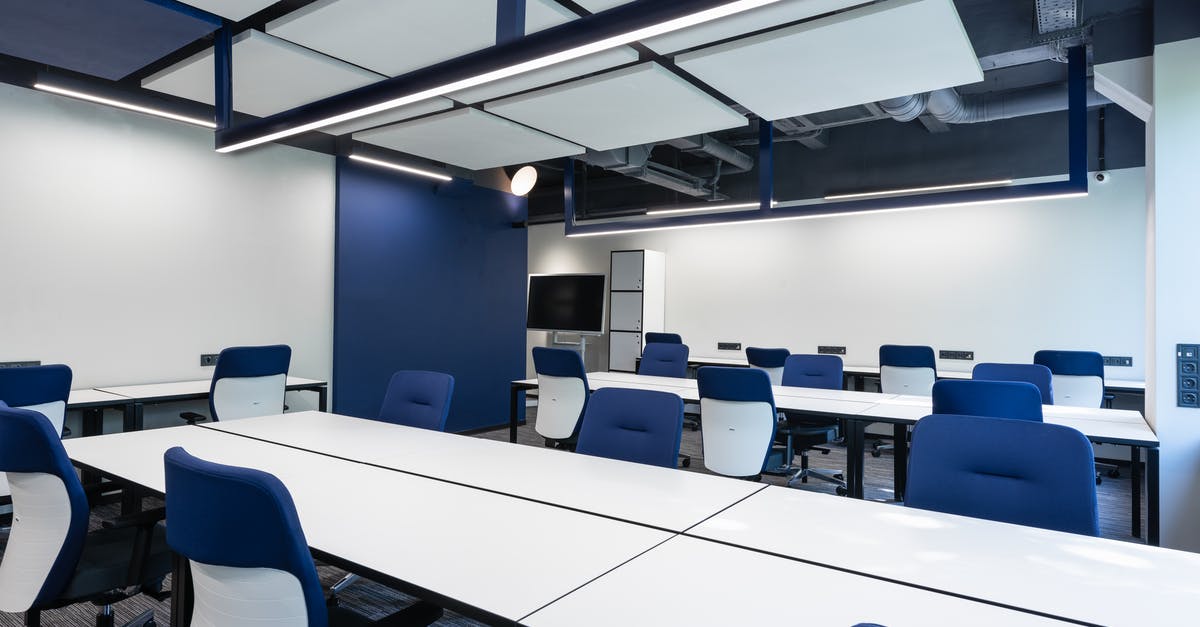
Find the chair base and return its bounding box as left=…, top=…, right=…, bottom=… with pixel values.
left=678, top=453, right=691, bottom=468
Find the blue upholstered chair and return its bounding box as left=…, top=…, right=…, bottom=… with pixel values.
left=932, top=380, right=1044, bottom=421
left=905, top=413, right=1100, bottom=535
left=697, top=367, right=777, bottom=479
left=0, top=403, right=170, bottom=627
left=164, top=447, right=441, bottom=627
left=180, top=344, right=292, bottom=424
left=576, top=388, right=684, bottom=468
left=778, top=355, right=846, bottom=492
left=745, top=347, right=789, bottom=385
left=872, top=345, right=937, bottom=457
left=532, top=347, right=589, bottom=449
left=1034, top=350, right=1119, bottom=480
left=0, top=365, right=73, bottom=501
left=643, top=332, right=682, bottom=344
left=972, top=363, right=1054, bottom=405
left=638, top=342, right=690, bottom=378
left=376, top=370, right=455, bottom=431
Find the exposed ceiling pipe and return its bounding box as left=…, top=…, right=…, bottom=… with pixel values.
left=581, top=134, right=753, bottom=199
left=666, top=134, right=754, bottom=173
left=879, top=79, right=1110, bottom=125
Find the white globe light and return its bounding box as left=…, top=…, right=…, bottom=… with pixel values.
left=510, top=165, right=538, bottom=196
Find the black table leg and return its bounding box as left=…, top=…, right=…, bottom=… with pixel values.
left=122, top=402, right=144, bottom=432
left=892, top=423, right=908, bottom=501
left=171, top=553, right=193, bottom=627
left=317, top=386, right=328, bottom=412
left=846, top=420, right=866, bottom=499
left=1147, top=447, right=1160, bottom=546
left=80, top=409, right=104, bottom=486
left=1131, top=446, right=1142, bottom=539
left=120, top=403, right=144, bottom=514
left=509, top=384, right=520, bottom=443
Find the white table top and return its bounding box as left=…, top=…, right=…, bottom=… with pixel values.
left=204, top=411, right=765, bottom=532
left=523, top=535, right=1073, bottom=627
left=63, top=425, right=670, bottom=622
left=95, top=376, right=325, bottom=400
left=67, top=388, right=131, bottom=407
left=688, top=486, right=1199, bottom=627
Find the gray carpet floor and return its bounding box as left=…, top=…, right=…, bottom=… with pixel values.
left=0, top=407, right=1148, bottom=626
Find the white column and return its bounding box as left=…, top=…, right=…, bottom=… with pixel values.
left=1148, top=35, right=1200, bottom=550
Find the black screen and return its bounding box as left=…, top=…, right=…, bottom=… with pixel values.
left=526, top=274, right=606, bottom=333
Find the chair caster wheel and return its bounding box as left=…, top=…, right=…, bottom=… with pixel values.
left=834, top=473, right=844, bottom=480
left=835, top=487, right=848, bottom=496
left=1096, top=476, right=1103, bottom=485
left=870, top=450, right=881, bottom=458
left=681, top=458, right=691, bottom=468
left=1107, top=469, right=1120, bottom=478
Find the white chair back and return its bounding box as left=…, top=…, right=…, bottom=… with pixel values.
left=1051, top=374, right=1105, bottom=407
left=0, top=473, right=73, bottom=612
left=213, top=374, right=287, bottom=421
left=880, top=365, right=936, bottom=396
left=700, top=398, right=775, bottom=477
left=189, top=561, right=308, bottom=627
left=535, top=374, right=587, bottom=440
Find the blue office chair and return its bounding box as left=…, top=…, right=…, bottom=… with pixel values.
left=872, top=345, right=937, bottom=457
left=931, top=380, right=1044, bottom=421
left=180, top=344, right=291, bottom=424
left=905, top=413, right=1100, bottom=535
left=0, top=365, right=73, bottom=502
left=163, top=447, right=441, bottom=627
left=1034, top=350, right=1120, bottom=481
left=697, top=367, right=777, bottom=479
left=778, top=355, right=847, bottom=493
left=576, top=388, right=684, bottom=468
left=972, top=363, right=1054, bottom=405
left=532, top=347, right=589, bottom=449
left=638, top=342, right=690, bottom=378
left=376, top=370, right=455, bottom=431
left=0, top=403, right=170, bottom=627
left=745, top=347, right=789, bottom=385
left=643, top=332, right=682, bottom=344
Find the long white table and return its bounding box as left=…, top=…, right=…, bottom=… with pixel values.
left=510, top=371, right=1160, bottom=544
left=202, top=411, right=765, bottom=532
left=63, top=425, right=672, bottom=625
left=94, top=376, right=328, bottom=430
left=687, top=486, right=1200, bottom=627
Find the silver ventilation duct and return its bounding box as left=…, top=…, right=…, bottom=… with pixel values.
left=581, top=134, right=753, bottom=199
left=878, top=79, right=1110, bottom=125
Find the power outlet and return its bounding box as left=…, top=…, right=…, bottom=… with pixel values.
left=939, top=350, right=974, bottom=361
left=0, top=360, right=40, bottom=369
left=1103, top=355, right=1133, bottom=367
left=1178, top=344, right=1199, bottom=408
left=717, top=342, right=741, bottom=351
left=818, top=346, right=847, bottom=355
left=200, top=354, right=220, bottom=367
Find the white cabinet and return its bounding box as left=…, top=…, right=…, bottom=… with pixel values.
left=608, top=250, right=665, bottom=372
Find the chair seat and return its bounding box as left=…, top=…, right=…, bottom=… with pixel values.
left=57, top=523, right=171, bottom=605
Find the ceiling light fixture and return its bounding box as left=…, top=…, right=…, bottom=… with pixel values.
left=567, top=192, right=1087, bottom=237
left=510, top=165, right=538, bottom=196
left=34, top=83, right=217, bottom=128
left=823, top=179, right=1014, bottom=201
left=646, top=200, right=777, bottom=216
left=216, top=0, right=783, bottom=153
left=349, top=154, right=452, bottom=182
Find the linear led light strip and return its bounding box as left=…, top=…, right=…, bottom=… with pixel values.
left=567, top=192, right=1088, bottom=237
left=349, top=154, right=452, bottom=182
left=217, top=0, right=784, bottom=153
left=646, top=200, right=778, bottom=215
left=33, top=83, right=217, bottom=128
left=823, top=179, right=1014, bottom=201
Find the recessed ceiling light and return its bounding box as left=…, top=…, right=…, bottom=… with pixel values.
left=823, top=179, right=1014, bottom=201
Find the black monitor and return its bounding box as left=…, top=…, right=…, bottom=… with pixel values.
left=526, top=274, right=606, bottom=334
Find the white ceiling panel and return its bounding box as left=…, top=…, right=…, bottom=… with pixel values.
left=571, top=0, right=629, bottom=12
left=485, top=62, right=747, bottom=151
left=526, top=0, right=578, bottom=34
left=448, top=46, right=638, bottom=104
left=675, top=0, right=982, bottom=121
left=267, top=0, right=497, bottom=77
left=354, top=108, right=584, bottom=171
left=141, top=30, right=385, bottom=118
left=641, top=0, right=869, bottom=54
left=178, top=0, right=277, bottom=22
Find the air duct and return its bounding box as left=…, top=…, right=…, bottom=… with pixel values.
left=880, top=79, right=1110, bottom=125
left=581, top=134, right=753, bottom=199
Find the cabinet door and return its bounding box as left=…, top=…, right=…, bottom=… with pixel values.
left=609, top=331, right=642, bottom=372
left=610, top=251, right=644, bottom=291
left=610, top=292, right=643, bottom=332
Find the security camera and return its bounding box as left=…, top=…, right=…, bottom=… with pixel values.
left=1094, top=171, right=1109, bottom=184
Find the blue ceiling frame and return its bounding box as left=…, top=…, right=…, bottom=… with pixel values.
left=563, top=45, right=1090, bottom=235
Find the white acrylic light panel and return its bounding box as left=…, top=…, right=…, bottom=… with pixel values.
left=449, top=47, right=638, bottom=104
left=318, top=99, right=454, bottom=136
left=178, top=0, right=277, bottom=22
left=354, top=108, right=584, bottom=170
left=676, top=0, right=983, bottom=121
left=485, top=62, right=747, bottom=151
left=267, top=0, right=497, bottom=77
left=141, top=30, right=383, bottom=118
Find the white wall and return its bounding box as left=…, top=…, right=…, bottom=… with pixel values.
left=0, top=83, right=334, bottom=428
left=528, top=167, right=1147, bottom=380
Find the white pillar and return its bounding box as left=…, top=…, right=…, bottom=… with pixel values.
left=1148, top=35, right=1200, bottom=550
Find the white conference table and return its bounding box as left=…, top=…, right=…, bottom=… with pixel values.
left=94, top=376, right=329, bottom=430
left=202, top=411, right=765, bottom=532
left=63, top=425, right=673, bottom=626
left=509, top=371, right=1160, bottom=544
left=524, top=535, right=1077, bottom=627
left=687, top=486, right=1200, bottom=627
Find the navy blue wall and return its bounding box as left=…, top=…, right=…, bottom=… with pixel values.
left=334, top=158, right=527, bottom=432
